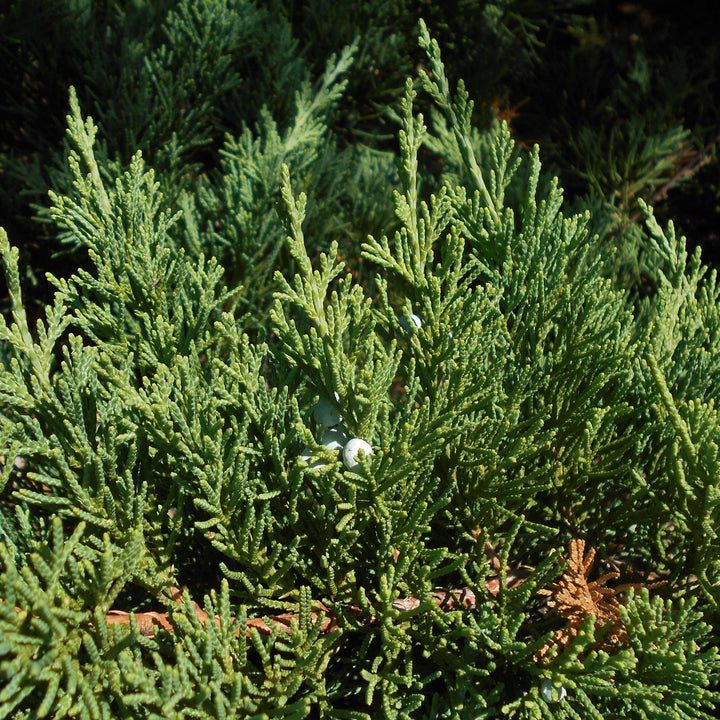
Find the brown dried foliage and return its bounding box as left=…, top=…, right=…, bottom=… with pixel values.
left=536, top=539, right=665, bottom=660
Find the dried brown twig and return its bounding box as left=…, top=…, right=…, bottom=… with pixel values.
left=101, top=585, right=480, bottom=639
left=630, top=131, right=720, bottom=222
left=96, top=542, right=534, bottom=639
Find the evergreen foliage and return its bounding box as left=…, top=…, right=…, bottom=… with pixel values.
left=1, top=8, right=719, bottom=720
left=515, top=1, right=720, bottom=285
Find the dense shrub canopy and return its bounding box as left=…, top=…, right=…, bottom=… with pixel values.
left=1, top=3, right=719, bottom=718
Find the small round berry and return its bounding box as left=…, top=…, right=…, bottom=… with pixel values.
left=540, top=680, right=567, bottom=703
left=313, top=393, right=342, bottom=427
left=299, top=447, right=326, bottom=469
left=322, top=428, right=347, bottom=451
left=399, top=313, right=422, bottom=332
left=343, top=438, right=373, bottom=470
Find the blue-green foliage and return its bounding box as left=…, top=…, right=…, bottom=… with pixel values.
left=1, top=18, right=719, bottom=720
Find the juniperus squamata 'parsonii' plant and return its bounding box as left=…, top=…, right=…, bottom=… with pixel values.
left=1, top=21, right=719, bottom=720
